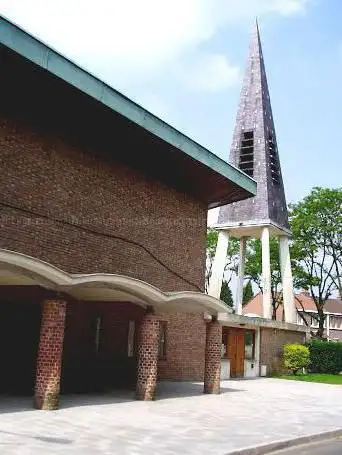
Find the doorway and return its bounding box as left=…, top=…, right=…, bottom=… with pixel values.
left=227, top=328, right=245, bottom=378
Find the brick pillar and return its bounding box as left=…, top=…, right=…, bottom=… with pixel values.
left=34, top=299, right=66, bottom=410
left=204, top=320, right=222, bottom=394
left=136, top=313, right=159, bottom=400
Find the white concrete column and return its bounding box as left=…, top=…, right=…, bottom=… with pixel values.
left=208, top=231, right=229, bottom=299
left=279, top=236, right=296, bottom=323
left=235, top=237, right=247, bottom=315
left=261, top=227, right=272, bottom=319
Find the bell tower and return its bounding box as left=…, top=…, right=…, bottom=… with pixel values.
left=208, top=21, right=296, bottom=323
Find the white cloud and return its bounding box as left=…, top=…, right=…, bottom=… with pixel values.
left=181, top=53, right=240, bottom=92
left=1, top=0, right=312, bottom=91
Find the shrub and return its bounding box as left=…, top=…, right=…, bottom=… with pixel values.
left=308, top=340, right=342, bottom=374
left=283, top=343, right=310, bottom=375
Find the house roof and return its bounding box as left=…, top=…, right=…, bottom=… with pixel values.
left=243, top=291, right=342, bottom=317
left=0, top=15, right=257, bottom=209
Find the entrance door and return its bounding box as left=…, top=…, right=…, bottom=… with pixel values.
left=227, top=329, right=245, bottom=378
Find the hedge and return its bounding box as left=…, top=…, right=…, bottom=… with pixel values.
left=307, top=340, right=342, bottom=374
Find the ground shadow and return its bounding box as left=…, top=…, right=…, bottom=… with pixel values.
left=156, top=381, right=245, bottom=400
left=0, top=381, right=245, bottom=413
left=0, top=395, right=33, bottom=415
left=0, top=429, right=72, bottom=445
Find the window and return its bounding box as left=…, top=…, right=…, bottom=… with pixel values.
left=244, top=330, right=255, bottom=360
left=296, top=313, right=304, bottom=325
left=127, top=320, right=135, bottom=357
left=268, top=132, right=280, bottom=185
left=330, top=316, right=342, bottom=330
left=239, top=131, right=254, bottom=177
left=159, top=321, right=167, bottom=359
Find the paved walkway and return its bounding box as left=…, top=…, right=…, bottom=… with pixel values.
left=0, top=379, right=341, bottom=454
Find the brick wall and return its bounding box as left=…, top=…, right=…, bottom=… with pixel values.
left=0, top=48, right=207, bottom=293
left=62, top=300, right=146, bottom=392
left=0, top=114, right=206, bottom=292
left=62, top=302, right=207, bottom=389
left=260, top=328, right=306, bottom=375
left=157, top=312, right=206, bottom=381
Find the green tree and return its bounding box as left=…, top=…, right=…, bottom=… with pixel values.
left=290, top=187, right=342, bottom=338
left=244, top=237, right=283, bottom=319
left=242, top=280, right=254, bottom=304
left=220, top=281, right=234, bottom=308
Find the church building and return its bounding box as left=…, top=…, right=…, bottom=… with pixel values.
left=0, top=16, right=306, bottom=410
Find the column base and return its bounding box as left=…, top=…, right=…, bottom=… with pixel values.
left=204, top=383, right=221, bottom=395
left=136, top=384, right=157, bottom=401
left=34, top=392, right=59, bottom=410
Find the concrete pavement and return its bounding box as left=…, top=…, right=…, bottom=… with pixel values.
left=0, top=378, right=341, bottom=454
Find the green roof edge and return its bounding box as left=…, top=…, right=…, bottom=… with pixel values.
left=0, top=15, right=257, bottom=197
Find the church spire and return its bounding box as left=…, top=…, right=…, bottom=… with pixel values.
left=217, top=21, right=289, bottom=234
left=209, top=22, right=296, bottom=324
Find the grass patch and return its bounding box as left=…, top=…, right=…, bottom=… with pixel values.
left=277, top=373, right=342, bottom=385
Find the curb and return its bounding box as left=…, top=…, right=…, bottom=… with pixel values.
left=225, top=428, right=342, bottom=455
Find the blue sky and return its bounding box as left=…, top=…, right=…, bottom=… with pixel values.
left=2, top=1, right=341, bottom=222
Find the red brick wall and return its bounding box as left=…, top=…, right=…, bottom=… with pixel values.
left=0, top=113, right=206, bottom=292
left=260, top=328, right=306, bottom=375
left=157, top=312, right=206, bottom=381
left=62, top=304, right=206, bottom=388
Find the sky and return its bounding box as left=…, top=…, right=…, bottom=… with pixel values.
left=1, top=0, right=341, bottom=225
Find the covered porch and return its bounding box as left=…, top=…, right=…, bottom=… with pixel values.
left=0, top=248, right=229, bottom=410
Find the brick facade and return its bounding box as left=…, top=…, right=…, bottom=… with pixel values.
left=260, top=328, right=306, bottom=375
left=204, top=321, right=222, bottom=394
left=157, top=313, right=206, bottom=381
left=136, top=314, right=160, bottom=400
left=0, top=114, right=206, bottom=292
left=34, top=299, right=66, bottom=410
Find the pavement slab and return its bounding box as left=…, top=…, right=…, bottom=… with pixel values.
left=0, top=378, right=341, bottom=454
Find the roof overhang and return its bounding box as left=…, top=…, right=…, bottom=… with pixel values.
left=217, top=312, right=308, bottom=333
left=0, top=15, right=256, bottom=209
left=0, top=249, right=231, bottom=316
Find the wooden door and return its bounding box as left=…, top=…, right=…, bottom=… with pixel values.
left=227, top=329, right=245, bottom=378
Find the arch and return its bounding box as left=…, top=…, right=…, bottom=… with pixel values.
left=0, top=249, right=230, bottom=315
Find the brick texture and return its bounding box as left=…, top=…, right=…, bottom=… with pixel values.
left=0, top=48, right=207, bottom=293
left=260, top=328, right=306, bottom=375
left=136, top=314, right=160, bottom=400
left=204, top=321, right=222, bottom=394
left=157, top=313, right=206, bottom=381
left=34, top=299, right=66, bottom=410
left=0, top=114, right=206, bottom=292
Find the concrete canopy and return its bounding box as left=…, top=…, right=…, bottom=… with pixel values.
left=0, top=249, right=231, bottom=316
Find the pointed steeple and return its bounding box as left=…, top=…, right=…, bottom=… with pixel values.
left=218, top=21, right=289, bottom=234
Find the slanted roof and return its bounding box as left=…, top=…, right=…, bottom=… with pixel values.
left=244, top=291, right=342, bottom=318
left=0, top=15, right=256, bottom=209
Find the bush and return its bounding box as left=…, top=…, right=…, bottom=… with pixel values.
left=308, top=340, right=342, bottom=374
left=283, top=343, right=310, bottom=375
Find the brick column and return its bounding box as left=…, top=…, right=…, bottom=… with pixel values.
left=136, top=313, right=159, bottom=400
left=204, top=320, right=222, bottom=394
left=34, top=299, right=67, bottom=410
